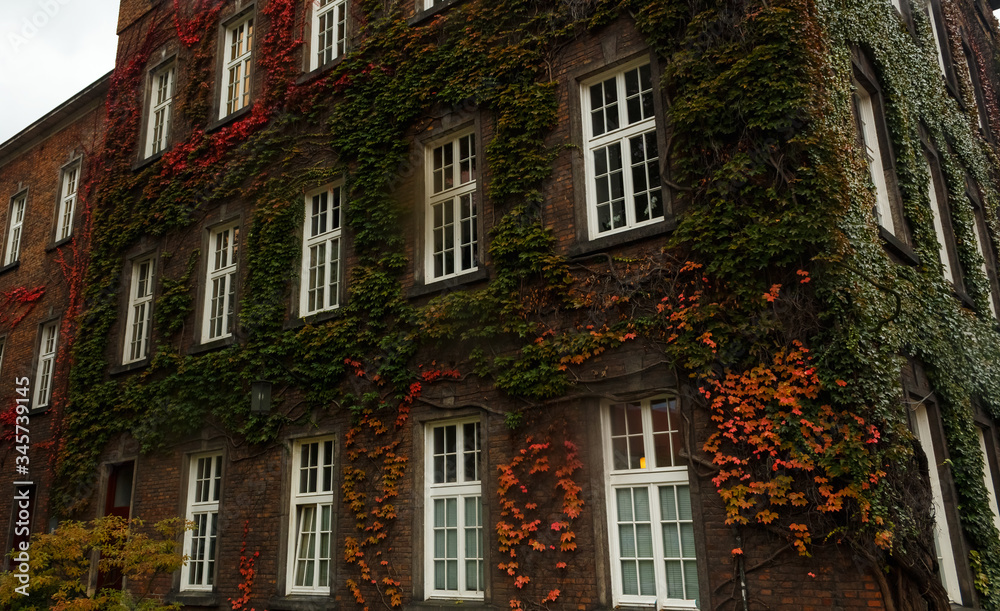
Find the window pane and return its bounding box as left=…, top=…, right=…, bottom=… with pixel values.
left=616, top=488, right=633, bottom=521
left=621, top=561, right=639, bottom=596
left=684, top=560, right=699, bottom=600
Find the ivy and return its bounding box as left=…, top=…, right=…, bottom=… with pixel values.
left=47, top=0, right=1000, bottom=608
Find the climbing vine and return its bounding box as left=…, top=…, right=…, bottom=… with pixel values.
left=48, top=0, right=1000, bottom=609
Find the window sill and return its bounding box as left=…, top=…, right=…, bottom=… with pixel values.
left=133, top=149, right=166, bottom=172
left=109, top=358, right=151, bottom=376
left=45, top=237, right=73, bottom=252
left=285, top=306, right=344, bottom=331
left=408, top=0, right=466, bottom=25
left=0, top=261, right=19, bottom=276
left=408, top=267, right=489, bottom=298
left=878, top=226, right=919, bottom=266
left=407, top=600, right=488, bottom=611
left=296, top=55, right=347, bottom=86
left=207, top=105, right=254, bottom=134
left=569, top=216, right=676, bottom=258
left=266, top=595, right=336, bottom=611
left=954, top=289, right=976, bottom=310
left=29, top=404, right=53, bottom=416
left=188, top=336, right=236, bottom=355
left=166, top=590, right=219, bottom=607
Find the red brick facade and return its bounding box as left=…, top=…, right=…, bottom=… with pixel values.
left=4, top=0, right=1000, bottom=609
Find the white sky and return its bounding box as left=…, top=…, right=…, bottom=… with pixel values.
left=0, top=0, right=119, bottom=145
left=0, top=2, right=996, bottom=146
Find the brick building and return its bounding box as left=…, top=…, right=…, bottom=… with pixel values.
left=0, top=72, right=109, bottom=567
left=4, top=0, right=1000, bottom=610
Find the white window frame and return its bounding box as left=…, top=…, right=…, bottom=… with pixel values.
left=182, top=452, right=223, bottom=591
left=201, top=223, right=239, bottom=342
left=603, top=397, right=699, bottom=610
left=145, top=62, right=175, bottom=158
left=221, top=13, right=254, bottom=118
left=854, top=82, right=897, bottom=236
left=923, top=0, right=948, bottom=77
left=287, top=436, right=336, bottom=595
left=581, top=59, right=663, bottom=240
left=422, top=0, right=447, bottom=9
left=977, top=427, right=1000, bottom=534
left=300, top=183, right=343, bottom=316
left=123, top=256, right=156, bottom=363
left=423, top=417, right=484, bottom=600
left=33, top=321, right=59, bottom=410
left=5, top=192, right=26, bottom=266
left=55, top=162, right=80, bottom=241
left=310, top=0, right=347, bottom=71
left=971, top=212, right=997, bottom=317
left=425, top=130, right=478, bottom=283
left=925, top=160, right=954, bottom=283
left=0, top=336, right=6, bottom=378
left=912, top=403, right=962, bottom=604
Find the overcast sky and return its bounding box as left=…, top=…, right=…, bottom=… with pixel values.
left=0, top=2, right=997, bottom=146
left=0, top=0, right=119, bottom=145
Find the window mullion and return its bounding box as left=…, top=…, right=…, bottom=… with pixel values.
left=649, top=482, right=669, bottom=605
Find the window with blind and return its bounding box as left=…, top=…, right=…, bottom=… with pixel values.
left=604, top=397, right=699, bottom=609
left=424, top=418, right=484, bottom=599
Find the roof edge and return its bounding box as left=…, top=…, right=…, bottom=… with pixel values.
left=0, top=71, right=112, bottom=164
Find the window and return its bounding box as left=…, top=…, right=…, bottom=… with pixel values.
left=422, top=0, right=447, bottom=9
left=424, top=419, right=483, bottom=599
left=971, top=212, right=997, bottom=317
left=4, top=193, right=25, bottom=266
left=33, top=321, right=58, bottom=409
left=924, top=159, right=956, bottom=283
left=183, top=453, right=223, bottom=591
left=582, top=61, right=663, bottom=239
left=300, top=183, right=342, bottom=316
left=604, top=397, right=698, bottom=609
left=853, top=81, right=897, bottom=236
left=922, top=0, right=948, bottom=77
left=287, top=437, right=335, bottom=595
left=146, top=63, right=174, bottom=157
left=124, top=256, right=155, bottom=363
left=961, top=44, right=988, bottom=134
left=311, top=0, right=346, bottom=71
left=0, top=336, right=5, bottom=378
left=912, top=402, right=962, bottom=604
left=221, top=13, right=254, bottom=118
left=977, top=427, right=1000, bottom=533
left=426, top=131, right=478, bottom=281
left=55, top=163, right=79, bottom=241
left=202, top=223, right=239, bottom=342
